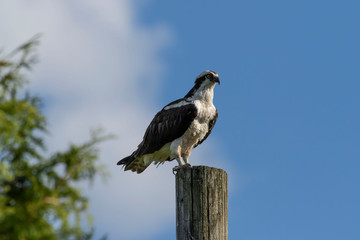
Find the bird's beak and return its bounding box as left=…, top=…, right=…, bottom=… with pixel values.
left=213, top=77, right=220, bottom=85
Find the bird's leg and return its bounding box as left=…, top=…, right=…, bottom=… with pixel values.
left=176, top=157, right=184, bottom=166
left=172, top=157, right=184, bottom=173
left=182, top=153, right=192, bottom=168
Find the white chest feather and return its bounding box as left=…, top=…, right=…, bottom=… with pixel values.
left=170, top=100, right=216, bottom=158
left=169, top=80, right=217, bottom=159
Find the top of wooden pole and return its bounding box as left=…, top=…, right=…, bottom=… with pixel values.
left=175, top=165, right=228, bottom=240
left=175, top=165, right=227, bottom=174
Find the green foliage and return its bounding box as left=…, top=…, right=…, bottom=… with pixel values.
left=0, top=37, right=109, bottom=240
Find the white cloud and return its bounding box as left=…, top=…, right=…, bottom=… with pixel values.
left=0, top=1, right=232, bottom=239
left=0, top=1, right=174, bottom=239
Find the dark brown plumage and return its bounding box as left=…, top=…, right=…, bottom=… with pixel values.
left=118, top=70, right=220, bottom=173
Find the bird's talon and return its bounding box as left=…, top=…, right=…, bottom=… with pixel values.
left=172, top=165, right=182, bottom=174
left=172, top=164, right=192, bottom=174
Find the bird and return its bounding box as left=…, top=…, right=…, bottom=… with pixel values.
left=117, top=70, right=220, bottom=173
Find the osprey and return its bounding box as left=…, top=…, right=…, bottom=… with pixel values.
left=117, top=70, right=220, bottom=173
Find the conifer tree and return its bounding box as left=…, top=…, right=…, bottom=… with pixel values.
left=0, top=37, right=108, bottom=240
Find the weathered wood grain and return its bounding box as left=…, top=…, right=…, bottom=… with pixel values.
left=176, top=166, right=228, bottom=240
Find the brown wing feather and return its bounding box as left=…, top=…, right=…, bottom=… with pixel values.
left=137, top=103, right=197, bottom=156
left=117, top=102, right=197, bottom=172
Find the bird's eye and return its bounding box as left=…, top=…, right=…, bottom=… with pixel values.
left=206, top=74, right=212, bottom=79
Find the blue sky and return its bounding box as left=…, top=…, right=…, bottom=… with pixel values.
left=1, top=1, right=360, bottom=239
left=141, top=2, right=360, bottom=239
left=137, top=2, right=360, bottom=238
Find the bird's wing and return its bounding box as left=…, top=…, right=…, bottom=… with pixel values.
left=135, top=100, right=197, bottom=157
left=194, top=109, right=218, bottom=148
left=117, top=100, right=197, bottom=173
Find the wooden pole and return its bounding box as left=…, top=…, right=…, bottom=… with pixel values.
left=175, top=166, right=228, bottom=240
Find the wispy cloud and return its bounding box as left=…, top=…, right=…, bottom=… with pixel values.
left=0, top=1, right=232, bottom=239
left=0, top=1, right=174, bottom=239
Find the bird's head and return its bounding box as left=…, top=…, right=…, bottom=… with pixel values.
left=184, top=70, right=220, bottom=99
left=195, top=70, right=220, bottom=86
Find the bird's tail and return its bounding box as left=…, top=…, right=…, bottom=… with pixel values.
left=117, top=155, right=150, bottom=174
left=117, top=156, right=132, bottom=167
